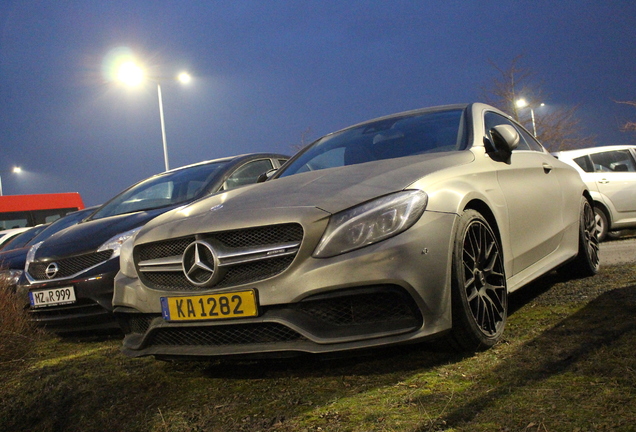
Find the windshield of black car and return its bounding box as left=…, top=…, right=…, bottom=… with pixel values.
left=278, top=109, right=466, bottom=178
left=89, top=162, right=225, bottom=220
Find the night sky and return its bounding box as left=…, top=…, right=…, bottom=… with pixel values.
left=1, top=1, right=635, bottom=206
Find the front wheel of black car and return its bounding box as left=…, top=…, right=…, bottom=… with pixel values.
left=448, top=209, right=507, bottom=352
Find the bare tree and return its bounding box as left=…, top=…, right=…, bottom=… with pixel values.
left=290, top=126, right=314, bottom=153
left=615, top=100, right=636, bottom=133
left=481, top=56, right=595, bottom=152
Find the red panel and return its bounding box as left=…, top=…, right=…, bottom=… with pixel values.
left=0, top=193, right=84, bottom=212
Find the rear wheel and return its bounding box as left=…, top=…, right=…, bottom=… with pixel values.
left=593, top=206, right=609, bottom=242
left=448, top=209, right=507, bottom=352
left=559, top=198, right=600, bottom=278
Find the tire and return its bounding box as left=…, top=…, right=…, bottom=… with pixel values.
left=448, top=209, right=507, bottom=352
left=558, top=198, right=600, bottom=278
left=593, top=206, right=609, bottom=242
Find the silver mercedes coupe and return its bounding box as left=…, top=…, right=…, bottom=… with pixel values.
left=113, top=103, right=599, bottom=359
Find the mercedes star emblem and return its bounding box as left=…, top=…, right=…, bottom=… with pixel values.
left=182, top=240, right=219, bottom=286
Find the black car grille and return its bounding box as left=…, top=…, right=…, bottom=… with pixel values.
left=149, top=323, right=306, bottom=346
left=135, top=223, right=303, bottom=291
left=297, top=290, right=420, bottom=326
left=28, top=250, right=113, bottom=281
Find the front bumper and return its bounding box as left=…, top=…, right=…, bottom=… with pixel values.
left=17, top=259, right=121, bottom=334
left=114, top=210, right=458, bottom=358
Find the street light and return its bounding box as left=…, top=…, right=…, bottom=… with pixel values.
left=515, top=98, right=544, bottom=137
left=0, top=166, right=22, bottom=196
left=116, top=61, right=191, bottom=171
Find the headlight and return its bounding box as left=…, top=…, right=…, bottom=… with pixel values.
left=313, top=190, right=428, bottom=258
left=118, top=234, right=138, bottom=278
left=25, top=241, right=44, bottom=271
left=0, top=269, right=23, bottom=288
left=97, top=227, right=142, bottom=259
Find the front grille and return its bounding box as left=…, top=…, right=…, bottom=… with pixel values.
left=127, top=314, right=158, bottom=334
left=138, top=237, right=194, bottom=262
left=143, top=255, right=296, bottom=291
left=149, top=323, right=305, bottom=346
left=135, top=223, right=303, bottom=291
left=28, top=250, right=113, bottom=281
left=298, top=290, right=421, bottom=326
left=215, top=224, right=303, bottom=248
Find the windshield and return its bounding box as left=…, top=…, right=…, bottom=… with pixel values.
left=90, top=162, right=226, bottom=220
left=279, top=108, right=467, bottom=178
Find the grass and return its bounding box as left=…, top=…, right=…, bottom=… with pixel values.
left=1, top=264, right=635, bottom=432
left=0, top=282, right=44, bottom=363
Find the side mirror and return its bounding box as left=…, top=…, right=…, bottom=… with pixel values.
left=486, top=124, right=520, bottom=164
left=257, top=168, right=278, bottom=183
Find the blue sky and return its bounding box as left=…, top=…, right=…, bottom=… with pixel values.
left=1, top=1, right=635, bottom=206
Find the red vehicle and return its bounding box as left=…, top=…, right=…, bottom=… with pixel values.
left=0, top=193, right=85, bottom=230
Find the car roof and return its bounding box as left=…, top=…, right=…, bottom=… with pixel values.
left=161, top=153, right=289, bottom=175
left=553, top=145, right=636, bottom=159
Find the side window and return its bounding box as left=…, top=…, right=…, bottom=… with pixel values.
left=573, top=156, right=594, bottom=173
left=515, top=125, right=544, bottom=152
left=590, top=150, right=636, bottom=173
left=224, top=159, right=274, bottom=190
left=483, top=112, right=530, bottom=151
left=0, top=213, right=29, bottom=229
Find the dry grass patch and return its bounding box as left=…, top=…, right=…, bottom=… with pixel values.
left=0, top=279, right=45, bottom=363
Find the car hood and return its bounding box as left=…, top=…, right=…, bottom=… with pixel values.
left=137, top=151, right=474, bottom=243
left=35, top=208, right=171, bottom=259
left=0, top=247, right=29, bottom=270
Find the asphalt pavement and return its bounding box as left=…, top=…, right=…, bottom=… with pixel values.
left=600, top=236, right=636, bottom=266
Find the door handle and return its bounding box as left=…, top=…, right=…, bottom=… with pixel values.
left=542, top=163, right=553, bottom=173
left=598, top=178, right=610, bottom=184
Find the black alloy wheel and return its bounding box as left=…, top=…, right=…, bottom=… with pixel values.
left=449, top=209, right=507, bottom=352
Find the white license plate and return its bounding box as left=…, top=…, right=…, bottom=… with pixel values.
left=29, top=286, right=76, bottom=308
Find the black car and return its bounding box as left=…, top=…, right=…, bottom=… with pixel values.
left=0, top=206, right=98, bottom=290
left=16, top=153, right=288, bottom=333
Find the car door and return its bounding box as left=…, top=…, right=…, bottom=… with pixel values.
left=589, top=149, right=636, bottom=223
left=484, top=111, right=565, bottom=275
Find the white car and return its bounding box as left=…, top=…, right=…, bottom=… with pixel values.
left=553, top=145, right=636, bottom=241
left=0, top=227, right=32, bottom=250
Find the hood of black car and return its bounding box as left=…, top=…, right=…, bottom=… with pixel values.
left=34, top=208, right=171, bottom=259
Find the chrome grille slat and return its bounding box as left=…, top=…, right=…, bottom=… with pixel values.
left=135, top=223, right=303, bottom=291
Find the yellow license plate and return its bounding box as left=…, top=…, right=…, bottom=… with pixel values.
left=161, top=290, right=258, bottom=322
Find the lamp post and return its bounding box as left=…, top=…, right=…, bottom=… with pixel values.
left=515, top=99, right=544, bottom=137
left=0, top=166, right=22, bottom=196
left=116, top=61, right=191, bottom=171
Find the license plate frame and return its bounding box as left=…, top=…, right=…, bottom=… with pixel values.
left=161, top=290, right=258, bottom=322
left=29, top=286, right=77, bottom=308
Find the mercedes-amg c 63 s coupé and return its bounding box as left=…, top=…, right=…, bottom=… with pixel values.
left=113, top=103, right=599, bottom=359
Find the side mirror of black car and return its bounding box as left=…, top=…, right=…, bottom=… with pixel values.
left=485, top=125, right=520, bottom=164
left=257, top=169, right=278, bottom=183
